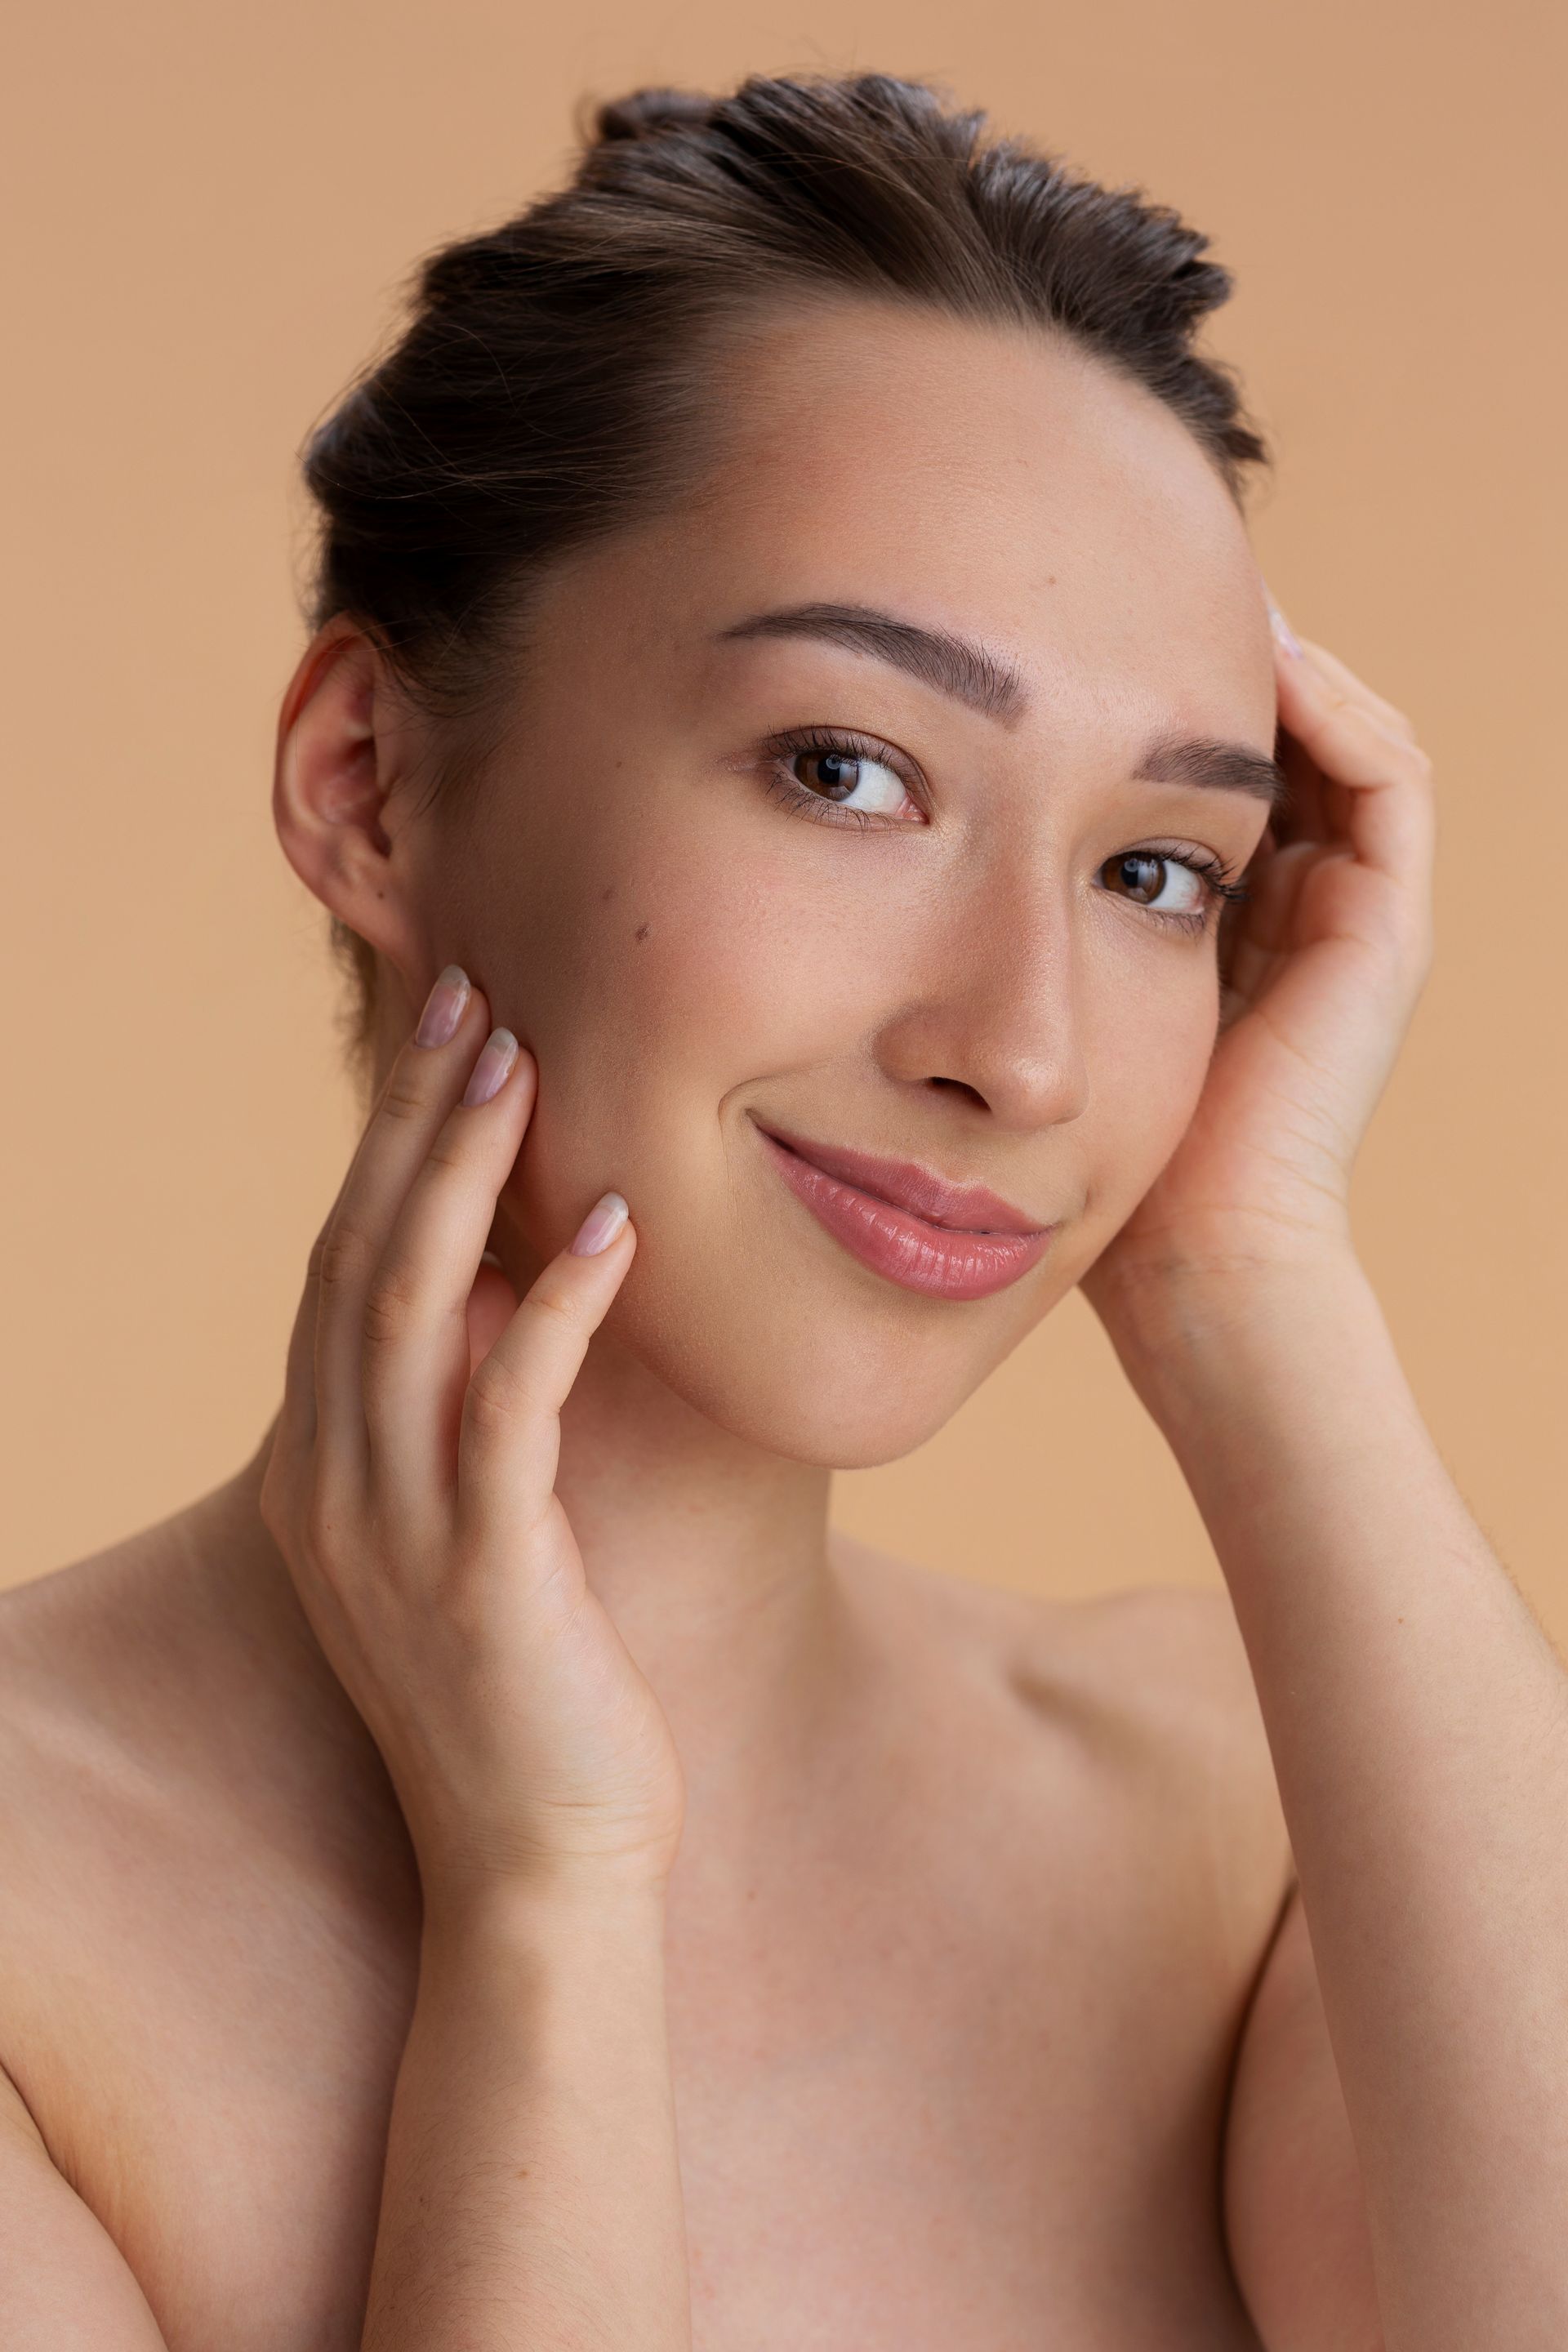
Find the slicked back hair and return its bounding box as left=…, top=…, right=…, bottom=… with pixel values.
left=302, top=73, right=1268, bottom=1071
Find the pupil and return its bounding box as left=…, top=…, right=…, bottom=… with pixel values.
left=804, top=752, right=858, bottom=800
left=1119, top=853, right=1164, bottom=902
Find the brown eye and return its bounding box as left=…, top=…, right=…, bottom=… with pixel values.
left=795, top=751, right=862, bottom=800
left=1107, top=853, right=1166, bottom=903
left=1101, top=852, right=1205, bottom=917
left=791, top=748, right=911, bottom=817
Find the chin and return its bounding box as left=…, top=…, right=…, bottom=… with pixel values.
left=719, top=1383, right=966, bottom=1473
left=608, top=1243, right=1060, bottom=1471
left=658, top=1361, right=970, bottom=1472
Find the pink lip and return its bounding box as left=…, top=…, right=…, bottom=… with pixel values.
left=754, top=1120, right=1056, bottom=1302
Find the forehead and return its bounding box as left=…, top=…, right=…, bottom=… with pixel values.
left=716, top=304, right=1256, bottom=632
left=540, top=299, right=1273, bottom=740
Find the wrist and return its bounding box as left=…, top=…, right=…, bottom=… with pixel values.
left=1093, top=1243, right=1379, bottom=1428
left=419, top=1856, right=670, bottom=1958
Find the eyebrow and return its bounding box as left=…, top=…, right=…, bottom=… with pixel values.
left=1134, top=732, right=1290, bottom=812
left=717, top=600, right=1288, bottom=812
left=717, top=601, right=1027, bottom=723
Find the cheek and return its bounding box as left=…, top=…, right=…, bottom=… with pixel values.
left=1081, top=959, right=1219, bottom=1227
left=493, top=810, right=900, bottom=1243
left=486, top=822, right=978, bottom=1466
left=568, top=784, right=917, bottom=1080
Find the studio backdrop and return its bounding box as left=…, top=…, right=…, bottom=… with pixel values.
left=5, top=0, right=1564, bottom=1637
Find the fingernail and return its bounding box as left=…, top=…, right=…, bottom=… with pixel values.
left=463, top=1027, right=519, bottom=1107
left=415, top=964, right=470, bottom=1048
left=570, top=1192, right=629, bottom=1256
left=1267, top=595, right=1303, bottom=660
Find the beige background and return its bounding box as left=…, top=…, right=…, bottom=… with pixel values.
left=4, top=0, right=1564, bottom=1637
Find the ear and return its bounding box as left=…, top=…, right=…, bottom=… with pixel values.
left=272, top=618, right=430, bottom=987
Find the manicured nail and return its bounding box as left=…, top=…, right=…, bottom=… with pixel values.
left=570, top=1192, right=629, bottom=1256
left=1267, top=594, right=1303, bottom=659
left=415, top=964, right=470, bottom=1048
left=463, top=1027, right=519, bottom=1107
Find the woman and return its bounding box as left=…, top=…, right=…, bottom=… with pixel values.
left=1, top=69, right=1561, bottom=2351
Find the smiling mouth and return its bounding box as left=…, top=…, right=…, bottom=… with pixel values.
left=754, top=1119, right=1045, bottom=1232
left=751, top=1120, right=1056, bottom=1303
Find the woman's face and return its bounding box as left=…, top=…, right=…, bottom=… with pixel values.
left=408, top=302, right=1278, bottom=1467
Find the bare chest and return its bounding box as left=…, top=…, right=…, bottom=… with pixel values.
left=12, top=1820, right=1267, bottom=2352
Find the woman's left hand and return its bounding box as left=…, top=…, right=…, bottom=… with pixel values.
left=1080, top=605, right=1436, bottom=1348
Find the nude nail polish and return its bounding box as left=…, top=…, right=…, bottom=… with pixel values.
left=1267, top=595, right=1303, bottom=660
left=415, top=964, right=470, bottom=1048
left=571, top=1192, right=629, bottom=1255
left=463, top=1028, right=519, bottom=1107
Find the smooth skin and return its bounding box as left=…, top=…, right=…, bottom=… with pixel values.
left=0, top=301, right=1563, bottom=2349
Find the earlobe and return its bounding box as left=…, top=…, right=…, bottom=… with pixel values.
left=272, top=621, right=423, bottom=973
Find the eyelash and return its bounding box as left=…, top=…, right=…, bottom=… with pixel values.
left=758, top=724, right=1252, bottom=936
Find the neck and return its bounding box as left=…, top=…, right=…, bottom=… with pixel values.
left=554, top=1321, right=840, bottom=1723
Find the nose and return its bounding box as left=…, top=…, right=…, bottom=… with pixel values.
left=871, top=869, right=1091, bottom=1131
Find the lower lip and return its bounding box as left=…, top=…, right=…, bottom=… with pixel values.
left=756, top=1128, right=1055, bottom=1302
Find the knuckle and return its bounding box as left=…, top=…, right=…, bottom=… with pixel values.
left=424, top=1127, right=471, bottom=1181
left=526, top=1270, right=582, bottom=1326
left=466, top=1352, right=533, bottom=1437
left=379, top=1066, right=430, bottom=1127
left=258, top=1459, right=292, bottom=1547
left=362, top=1260, right=422, bottom=1347
left=301, top=1488, right=350, bottom=1574
left=525, top=1276, right=586, bottom=1333
left=317, top=1222, right=371, bottom=1294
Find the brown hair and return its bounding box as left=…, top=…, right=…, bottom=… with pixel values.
left=301, top=71, right=1269, bottom=1074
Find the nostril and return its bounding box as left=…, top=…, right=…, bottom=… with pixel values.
left=927, top=1075, right=987, bottom=1108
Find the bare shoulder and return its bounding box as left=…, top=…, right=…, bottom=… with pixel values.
left=0, top=1468, right=345, bottom=1953
left=0, top=1472, right=380, bottom=1872
left=0, top=1493, right=228, bottom=1753
left=835, top=1530, right=1265, bottom=1750
left=833, top=1535, right=1291, bottom=1909
left=0, top=1522, right=167, bottom=1773
left=1018, top=1579, right=1273, bottom=1759
left=0, top=1515, right=212, bottom=1933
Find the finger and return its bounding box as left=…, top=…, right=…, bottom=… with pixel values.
left=275, top=1202, right=335, bottom=1463
left=1274, top=654, right=1435, bottom=887
left=359, top=1031, right=540, bottom=1515
left=1236, top=836, right=1334, bottom=960
left=1276, top=732, right=1332, bottom=846
left=257, top=1201, right=336, bottom=1566
left=1292, top=638, right=1419, bottom=742
left=456, top=1195, right=636, bottom=1546
left=468, top=1258, right=521, bottom=1379
left=313, top=966, right=492, bottom=1477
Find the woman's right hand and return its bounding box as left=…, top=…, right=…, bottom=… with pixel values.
left=259, top=966, right=686, bottom=1907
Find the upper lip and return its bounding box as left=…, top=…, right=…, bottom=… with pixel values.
left=754, top=1119, right=1049, bottom=1236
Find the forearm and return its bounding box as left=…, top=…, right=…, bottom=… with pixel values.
left=1122, top=1254, right=1568, bottom=2348
left=362, top=1877, right=691, bottom=2352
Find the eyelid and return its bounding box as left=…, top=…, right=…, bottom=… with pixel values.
left=1095, top=838, right=1249, bottom=935
left=758, top=723, right=932, bottom=826
left=1125, top=833, right=1239, bottom=873
left=760, top=722, right=929, bottom=801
